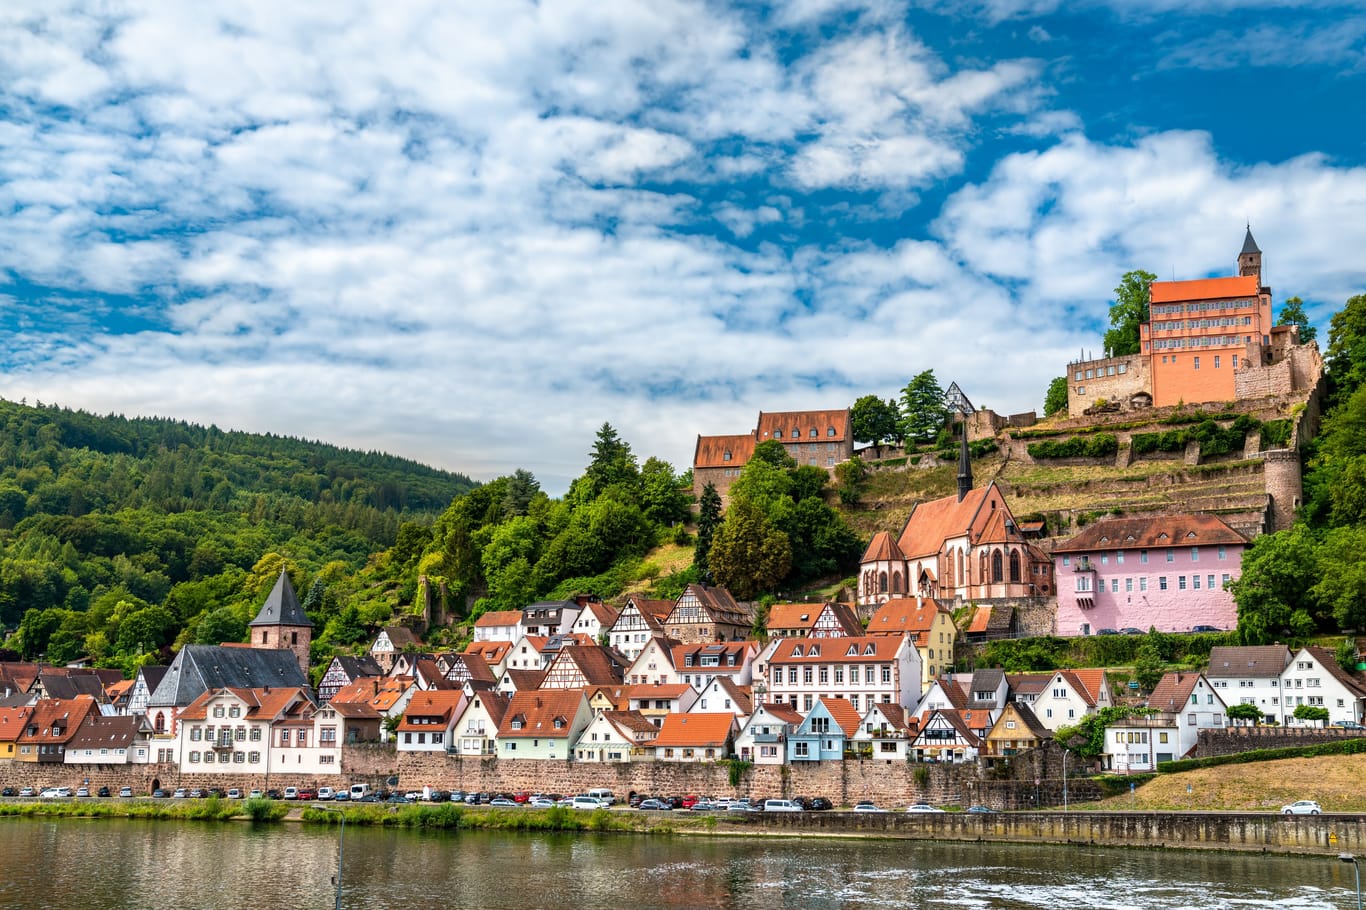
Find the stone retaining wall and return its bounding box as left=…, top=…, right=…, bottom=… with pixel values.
left=1196, top=726, right=1364, bottom=758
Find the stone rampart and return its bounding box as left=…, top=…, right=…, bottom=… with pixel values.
left=1195, top=726, right=1365, bottom=758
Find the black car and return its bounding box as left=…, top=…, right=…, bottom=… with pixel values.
left=1, top=787, right=15, bottom=797
left=1096, top=628, right=1119, bottom=635
left=1119, top=627, right=1145, bottom=635
left=97, top=786, right=111, bottom=798
left=1191, top=625, right=1222, bottom=633
left=808, top=797, right=833, bottom=811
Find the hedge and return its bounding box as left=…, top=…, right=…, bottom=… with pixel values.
left=1157, top=736, right=1366, bottom=774
left=1027, top=433, right=1118, bottom=459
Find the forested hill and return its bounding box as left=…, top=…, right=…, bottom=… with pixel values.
left=0, top=398, right=476, bottom=660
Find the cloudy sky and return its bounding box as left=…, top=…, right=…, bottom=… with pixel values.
left=3, top=1, right=1365, bottom=494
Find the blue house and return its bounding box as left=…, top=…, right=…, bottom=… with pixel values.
left=786, top=697, right=861, bottom=763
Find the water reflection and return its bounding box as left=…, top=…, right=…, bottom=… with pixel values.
left=0, top=819, right=1353, bottom=909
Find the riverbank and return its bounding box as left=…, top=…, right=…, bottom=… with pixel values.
left=3, top=797, right=1362, bottom=858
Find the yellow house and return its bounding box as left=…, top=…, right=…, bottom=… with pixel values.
left=866, top=597, right=959, bottom=689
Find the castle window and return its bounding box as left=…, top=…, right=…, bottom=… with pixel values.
left=810, top=428, right=818, bottom=438
left=1214, top=356, right=1221, bottom=369
left=1009, top=550, right=1021, bottom=584
left=991, top=551, right=1003, bottom=583
left=1117, top=364, right=1127, bottom=374
left=774, top=430, right=782, bottom=439
left=878, top=572, right=888, bottom=594
left=827, top=427, right=836, bottom=437
left=1085, top=369, right=1094, bottom=379
left=1077, top=386, right=1085, bottom=395
left=723, top=450, right=732, bottom=461
left=1194, top=356, right=1200, bottom=370
left=1075, top=371, right=1083, bottom=380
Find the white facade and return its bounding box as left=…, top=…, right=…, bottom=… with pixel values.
left=624, top=638, right=681, bottom=687
left=734, top=705, right=798, bottom=764
left=763, top=635, right=921, bottom=716
left=1280, top=648, right=1366, bottom=726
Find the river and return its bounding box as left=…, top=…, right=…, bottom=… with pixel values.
left=0, top=818, right=1355, bottom=909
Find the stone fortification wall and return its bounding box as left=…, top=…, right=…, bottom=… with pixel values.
left=1195, top=725, right=1364, bottom=758
left=1066, top=353, right=1149, bottom=418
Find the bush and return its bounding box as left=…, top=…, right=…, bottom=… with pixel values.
left=1027, top=433, right=1118, bottom=459
left=1158, top=737, right=1366, bottom=774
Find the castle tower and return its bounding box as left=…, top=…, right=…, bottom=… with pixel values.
left=249, top=569, right=313, bottom=676
left=1238, top=226, right=1262, bottom=281
left=1263, top=449, right=1302, bottom=533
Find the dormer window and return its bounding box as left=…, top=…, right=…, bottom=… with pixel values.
left=722, top=450, right=732, bottom=461
left=810, top=645, right=820, bottom=657
left=827, top=427, right=836, bottom=437
left=809, top=428, right=818, bottom=438
left=774, top=430, right=783, bottom=439
left=792, top=645, right=803, bottom=657
left=847, top=645, right=858, bottom=656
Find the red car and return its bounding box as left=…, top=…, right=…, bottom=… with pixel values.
left=512, top=791, right=531, bottom=804
left=681, top=795, right=700, bottom=809
left=298, top=788, right=317, bottom=801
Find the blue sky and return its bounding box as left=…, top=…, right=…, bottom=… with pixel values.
left=2, top=1, right=1365, bottom=494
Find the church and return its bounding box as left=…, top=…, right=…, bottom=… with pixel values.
left=857, top=435, right=1052, bottom=609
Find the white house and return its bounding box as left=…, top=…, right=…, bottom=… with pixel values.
left=624, top=637, right=681, bottom=687
left=176, top=686, right=312, bottom=776
left=1280, top=646, right=1366, bottom=726
left=688, top=677, right=751, bottom=721
left=673, top=641, right=756, bottom=690
left=451, top=691, right=508, bottom=758
left=606, top=595, right=674, bottom=660
left=852, top=702, right=915, bottom=762
left=735, top=702, right=802, bottom=764
left=762, top=634, right=921, bottom=715
left=1205, top=645, right=1292, bottom=724
left=395, top=690, right=467, bottom=754
left=572, top=710, right=657, bottom=763
left=1107, top=671, right=1226, bottom=772
left=1028, top=670, right=1113, bottom=731
left=472, top=611, right=524, bottom=643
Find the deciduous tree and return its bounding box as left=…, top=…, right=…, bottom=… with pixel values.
left=1276, top=296, right=1316, bottom=343
left=1043, top=376, right=1069, bottom=417
left=850, top=395, right=901, bottom=444
left=1103, top=269, right=1157, bottom=357
left=708, top=497, right=791, bottom=601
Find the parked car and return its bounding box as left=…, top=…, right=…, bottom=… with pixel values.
left=1191, top=624, right=1222, bottom=633
left=19, top=787, right=36, bottom=797
left=1, top=787, right=14, bottom=797
left=906, top=803, right=946, bottom=813
left=298, top=788, right=317, bottom=801
left=852, top=803, right=887, bottom=813
left=97, top=786, right=110, bottom=798
left=1096, top=628, right=1119, bottom=636
left=316, top=787, right=334, bottom=800
left=680, top=794, right=700, bottom=809
left=1281, top=800, right=1322, bottom=815
left=173, top=788, right=188, bottom=799
left=529, top=797, right=557, bottom=809
left=726, top=799, right=755, bottom=813
left=188, top=788, right=205, bottom=799
left=227, top=789, right=242, bottom=800
left=762, top=799, right=802, bottom=813
left=1333, top=720, right=1366, bottom=730
left=1119, top=627, right=1144, bottom=635
left=808, top=797, right=833, bottom=811
left=690, top=800, right=717, bottom=812
left=588, top=788, right=617, bottom=805
left=151, top=790, right=167, bottom=799
left=39, top=788, right=64, bottom=798
left=119, top=787, right=134, bottom=798
left=965, top=805, right=997, bottom=814
left=334, top=791, right=350, bottom=801
left=75, top=787, right=91, bottom=798
left=637, top=798, right=671, bottom=811
left=282, top=787, right=299, bottom=800
left=570, top=795, right=606, bottom=810
left=489, top=797, right=518, bottom=807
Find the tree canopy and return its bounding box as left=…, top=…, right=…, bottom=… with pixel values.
left=850, top=395, right=901, bottom=445
left=899, top=370, right=948, bottom=445
left=1043, top=376, right=1069, bottom=417
left=1103, top=270, right=1157, bottom=358
left=1276, top=296, right=1317, bottom=344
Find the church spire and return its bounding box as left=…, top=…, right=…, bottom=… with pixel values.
left=957, top=415, right=973, bottom=502
left=1238, top=225, right=1263, bottom=280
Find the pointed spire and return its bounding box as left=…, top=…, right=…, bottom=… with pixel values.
left=1240, top=225, right=1260, bottom=255
left=249, top=569, right=313, bottom=628
left=957, top=416, right=973, bottom=502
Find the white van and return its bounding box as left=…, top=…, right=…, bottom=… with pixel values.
left=570, top=795, right=606, bottom=810
left=587, top=788, right=616, bottom=805
left=349, top=784, right=369, bottom=800
left=763, top=799, right=802, bottom=813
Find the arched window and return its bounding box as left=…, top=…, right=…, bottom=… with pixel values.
left=980, top=551, right=988, bottom=582
left=957, top=550, right=965, bottom=585
left=809, top=428, right=818, bottom=438
left=774, top=430, right=783, bottom=439
left=991, top=550, right=1003, bottom=583
left=827, top=427, right=836, bottom=437
left=154, top=713, right=165, bottom=734
left=1009, top=550, right=1021, bottom=583
left=891, top=571, right=903, bottom=594
left=879, top=572, right=889, bottom=594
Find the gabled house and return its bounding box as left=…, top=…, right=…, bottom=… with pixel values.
left=571, top=601, right=621, bottom=640
left=497, top=690, right=593, bottom=761
left=1030, top=669, right=1113, bottom=731
left=329, top=675, right=416, bottom=744
left=689, top=677, right=752, bottom=720
left=396, top=690, right=468, bottom=753
left=672, top=641, right=756, bottom=690
left=317, top=655, right=384, bottom=703
left=573, top=710, right=657, bottom=763
left=852, top=702, right=916, bottom=761
left=1205, top=644, right=1292, bottom=724
left=624, top=684, right=699, bottom=726
left=663, top=584, right=752, bottom=644
left=983, top=702, right=1052, bottom=763
left=125, top=665, right=167, bottom=717
left=624, top=637, right=681, bottom=687
left=16, top=696, right=97, bottom=764
left=389, top=651, right=435, bottom=679
left=910, top=709, right=983, bottom=763
left=463, top=641, right=513, bottom=677
left=735, top=702, right=803, bottom=764
left=0, top=706, right=30, bottom=761
left=586, top=685, right=628, bottom=714
left=495, top=668, right=546, bottom=696
left=765, top=602, right=862, bottom=639
left=369, top=625, right=421, bottom=672
left=472, top=611, right=525, bottom=644
left=1106, top=671, right=1227, bottom=773
left=504, top=635, right=552, bottom=672
left=787, top=697, right=860, bottom=763
left=64, top=713, right=152, bottom=765
left=440, top=652, right=497, bottom=690
left=608, top=594, right=676, bottom=659
left=1281, top=646, right=1366, bottom=726
left=539, top=645, right=626, bottom=690
left=866, top=596, right=958, bottom=687
left=521, top=600, right=582, bottom=638
left=913, top=675, right=970, bottom=720
left=313, top=699, right=382, bottom=750
left=451, top=691, right=509, bottom=757
left=651, top=712, right=737, bottom=763
left=761, top=634, right=921, bottom=716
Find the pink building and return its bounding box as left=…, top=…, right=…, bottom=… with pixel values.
left=1053, top=515, right=1247, bottom=636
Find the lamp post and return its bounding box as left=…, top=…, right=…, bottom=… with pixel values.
left=1342, top=854, right=1362, bottom=910
left=1062, top=748, right=1071, bottom=813
left=317, top=805, right=346, bottom=910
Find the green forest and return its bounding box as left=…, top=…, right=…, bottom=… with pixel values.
left=0, top=404, right=865, bottom=681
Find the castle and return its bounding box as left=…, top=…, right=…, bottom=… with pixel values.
left=1066, top=229, right=1320, bottom=416
left=693, top=408, right=853, bottom=504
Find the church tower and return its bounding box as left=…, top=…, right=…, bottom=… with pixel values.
left=1238, top=226, right=1262, bottom=281
left=249, top=569, right=313, bottom=676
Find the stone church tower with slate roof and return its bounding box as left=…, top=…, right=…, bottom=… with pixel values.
left=249, top=569, right=313, bottom=675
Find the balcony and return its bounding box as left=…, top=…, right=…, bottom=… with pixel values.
left=751, top=732, right=786, bottom=744
left=1074, top=560, right=1095, bottom=573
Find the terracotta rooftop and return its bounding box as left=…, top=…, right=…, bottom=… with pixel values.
left=1149, top=274, right=1259, bottom=304
left=755, top=409, right=850, bottom=444
left=1053, top=513, right=1248, bottom=554
left=651, top=712, right=735, bottom=748
left=859, top=530, right=906, bottom=564
left=693, top=433, right=757, bottom=469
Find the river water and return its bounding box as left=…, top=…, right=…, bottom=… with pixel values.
left=0, top=818, right=1355, bottom=909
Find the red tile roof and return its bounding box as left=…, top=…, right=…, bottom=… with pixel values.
left=1149, top=274, right=1258, bottom=304
left=498, top=690, right=587, bottom=738
left=769, top=635, right=905, bottom=663
left=756, top=409, right=850, bottom=444
left=693, top=433, right=757, bottom=469
left=819, top=697, right=862, bottom=736
left=398, top=690, right=467, bottom=731
left=1146, top=672, right=1208, bottom=714
left=895, top=485, right=994, bottom=560
left=474, top=610, right=525, bottom=628
left=1053, top=513, right=1247, bottom=554
left=867, top=598, right=947, bottom=640
left=651, top=712, right=735, bottom=748
left=859, top=530, right=906, bottom=563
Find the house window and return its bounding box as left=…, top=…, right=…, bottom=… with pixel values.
left=1191, top=547, right=1200, bottom=562
left=795, top=742, right=809, bottom=758
left=1178, top=576, right=1187, bottom=590
left=1140, top=550, right=1148, bottom=564
left=1159, top=577, right=1168, bottom=590
left=1194, top=357, right=1200, bottom=370
left=1140, top=577, right=1148, bottom=591
left=1193, top=575, right=1201, bottom=589
left=1166, top=549, right=1175, bottom=562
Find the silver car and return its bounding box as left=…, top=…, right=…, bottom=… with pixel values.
left=1280, top=800, right=1322, bottom=815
